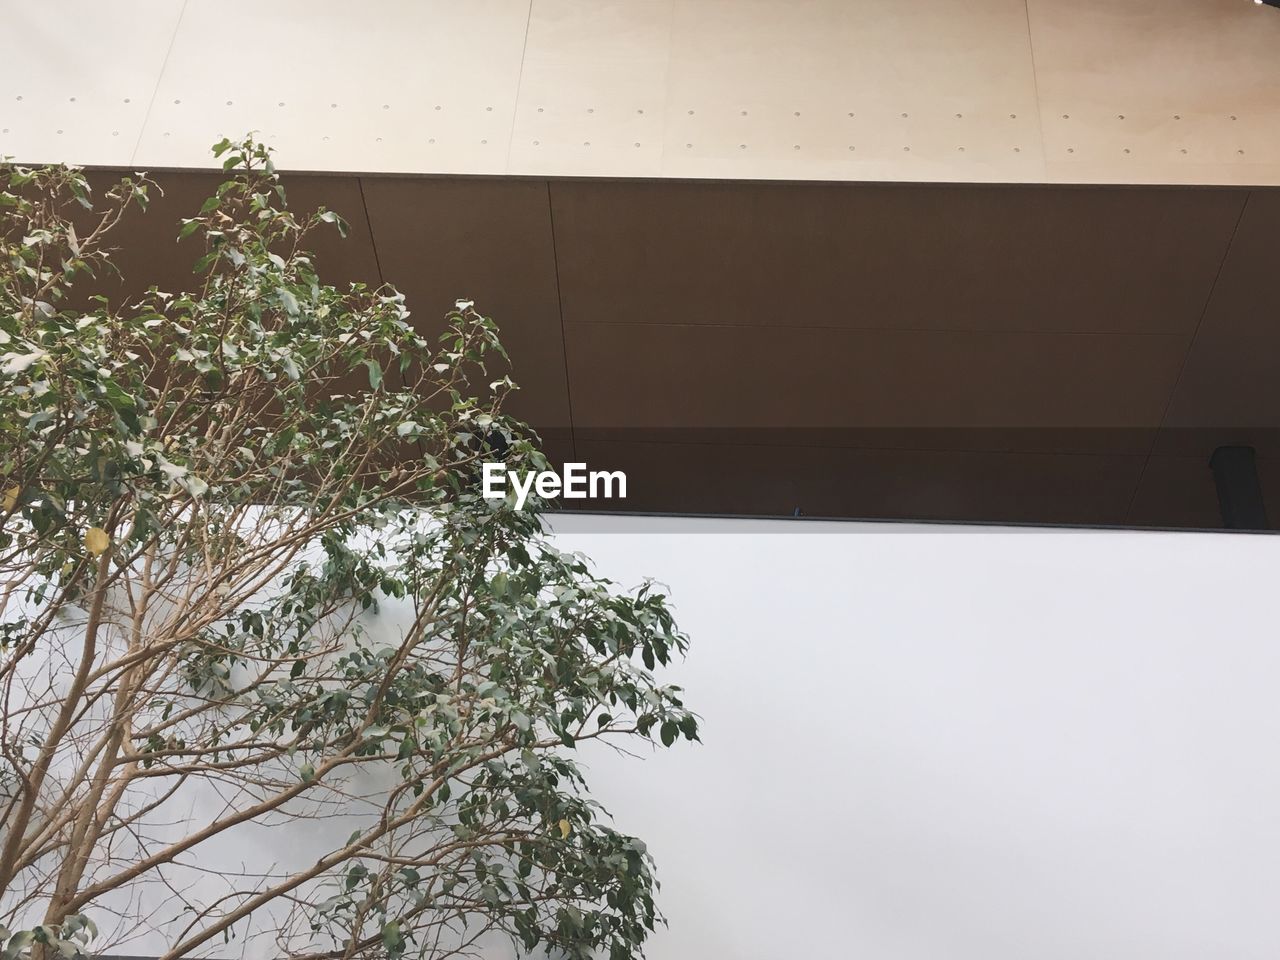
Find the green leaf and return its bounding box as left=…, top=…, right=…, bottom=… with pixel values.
left=381, top=921, right=403, bottom=955
left=659, top=720, right=677, bottom=747
left=317, top=209, right=349, bottom=238
left=7, top=931, right=34, bottom=954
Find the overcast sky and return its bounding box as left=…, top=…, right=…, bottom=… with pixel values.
left=56, top=517, right=1280, bottom=959
left=547, top=517, right=1280, bottom=960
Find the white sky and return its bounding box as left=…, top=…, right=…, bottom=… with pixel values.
left=22, top=517, right=1278, bottom=959
left=547, top=516, right=1280, bottom=960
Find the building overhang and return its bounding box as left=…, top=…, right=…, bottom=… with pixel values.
left=73, top=166, right=1280, bottom=530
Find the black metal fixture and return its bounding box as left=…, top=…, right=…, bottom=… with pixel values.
left=1209, top=445, right=1270, bottom=530
left=1255, top=0, right=1280, bottom=9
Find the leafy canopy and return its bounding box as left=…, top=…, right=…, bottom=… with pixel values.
left=0, top=138, right=697, bottom=960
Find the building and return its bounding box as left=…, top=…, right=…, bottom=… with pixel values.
left=4, top=3, right=1280, bottom=958
left=5, top=0, right=1280, bottom=529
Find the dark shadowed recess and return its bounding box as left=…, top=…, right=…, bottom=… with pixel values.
left=79, top=166, right=1280, bottom=531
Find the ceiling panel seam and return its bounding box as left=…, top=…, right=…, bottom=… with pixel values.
left=128, top=0, right=189, bottom=167
left=654, top=0, right=678, bottom=178
left=1021, top=0, right=1050, bottom=170
left=504, top=0, right=537, bottom=172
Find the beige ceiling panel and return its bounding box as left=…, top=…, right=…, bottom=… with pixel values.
left=660, top=0, right=1045, bottom=182
left=509, top=0, right=674, bottom=177
left=1028, top=0, right=1280, bottom=186
left=1046, top=159, right=1280, bottom=188
left=662, top=106, right=1048, bottom=183
left=8, top=0, right=1280, bottom=188
left=0, top=0, right=183, bottom=166
left=133, top=0, right=529, bottom=173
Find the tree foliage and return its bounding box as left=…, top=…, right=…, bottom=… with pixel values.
left=0, top=138, right=697, bottom=960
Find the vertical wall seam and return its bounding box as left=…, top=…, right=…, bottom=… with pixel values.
left=1122, top=190, right=1253, bottom=523
left=355, top=175, right=427, bottom=462
left=545, top=180, right=578, bottom=462
left=356, top=176, right=387, bottom=288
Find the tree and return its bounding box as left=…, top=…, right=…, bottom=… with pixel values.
left=0, top=138, right=698, bottom=960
